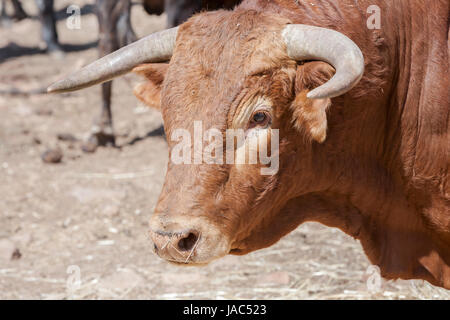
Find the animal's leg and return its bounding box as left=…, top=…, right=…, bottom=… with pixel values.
left=83, top=0, right=127, bottom=152
left=1, top=0, right=6, bottom=18
left=82, top=81, right=116, bottom=152
left=11, top=0, right=27, bottom=20
left=0, top=0, right=11, bottom=26
left=116, top=0, right=137, bottom=47
left=35, top=0, right=61, bottom=52
left=83, top=0, right=138, bottom=152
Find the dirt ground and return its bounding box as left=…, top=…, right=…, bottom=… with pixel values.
left=0, top=0, right=448, bottom=300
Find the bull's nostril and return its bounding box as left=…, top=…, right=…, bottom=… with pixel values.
left=177, top=232, right=198, bottom=251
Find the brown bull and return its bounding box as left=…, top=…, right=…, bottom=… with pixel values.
left=48, top=0, right=450, bottom=289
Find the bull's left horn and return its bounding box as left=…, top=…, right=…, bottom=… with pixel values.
left=47, top=27, right=178, bottom=93
left=282, top=24, right=364, bottom=99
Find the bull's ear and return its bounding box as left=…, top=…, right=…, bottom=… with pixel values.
left=132, top=63, right=169, bottom=110
left=291, top=61, right=335, bottom=143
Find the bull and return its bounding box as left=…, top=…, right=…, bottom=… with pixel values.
left=48, top=0, right=450, bottom=289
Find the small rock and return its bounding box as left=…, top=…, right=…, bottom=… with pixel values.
left=11, top=249, right=21, bottom=260
left=57, top=133, right=78, bottom=142
left=94, top=232, right=108, bottom=240
left=35, top=108, right=53, bottom=116
left=81, top=141, right=97, bottom=153
left=32, top=137, right=41, bottom=145
left=41, top=148, right=63, bottom=164
left=61, top=218, right=72, bottom=228
left=102, top=204, right=120, bottom=217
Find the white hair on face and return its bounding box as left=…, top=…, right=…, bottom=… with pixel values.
left=231, top=96, right=276, bottom=171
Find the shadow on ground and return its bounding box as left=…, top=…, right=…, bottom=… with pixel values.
left=0, top=3, right=97, bottom=63
left=0, top=40, right=98, bottom=63
left=123, top=125, right=166, bottom=147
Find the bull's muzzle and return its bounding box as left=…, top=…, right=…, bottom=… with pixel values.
left=149, top=229, right=200, bottom=264
left=149, top=217, right=231, bottom=264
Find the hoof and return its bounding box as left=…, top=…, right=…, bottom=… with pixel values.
left=41, top=148, right=63, bottom=164
left=82, top=131, right=116, bottom=153
left=12, top=12, right=28, bottom=21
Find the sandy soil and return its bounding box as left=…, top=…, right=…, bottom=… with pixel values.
left=0, top=0, right=448, bottom=300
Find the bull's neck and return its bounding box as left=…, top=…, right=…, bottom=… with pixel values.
left=281, top=0, right=450, bottom=287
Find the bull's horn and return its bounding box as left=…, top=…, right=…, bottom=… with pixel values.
left=47, top=27, right=178, bottom=93
left=282, top=24, right=364, bottom=99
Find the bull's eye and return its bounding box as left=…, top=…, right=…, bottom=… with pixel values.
left=253, top=112, right=266, bottom=123
left=249, top=111, right=271, bottom=129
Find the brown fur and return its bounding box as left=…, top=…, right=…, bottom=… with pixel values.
left=291, top=61, right=335, bottom=142
left=136, top=0, right=450, bottom=289
left=133, top=63, right=168, bottom=109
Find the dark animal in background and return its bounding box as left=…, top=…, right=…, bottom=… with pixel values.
left=82, top=0, right=137, bottom=152
left=143, top=0, right=241, bottom=27
left=0, top=0, right=28, bottom=21
left=35, top=0, right=60, bottom=52
left=0, top=0, right=60, bottom=51
left=84, top=0, right=242, bottom=151
left=0, top=0, right=136, bottom=150
left=1, top=0, right=241, bottom=151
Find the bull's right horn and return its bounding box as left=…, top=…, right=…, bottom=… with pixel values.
left=47, top=27, right=178, bottom=93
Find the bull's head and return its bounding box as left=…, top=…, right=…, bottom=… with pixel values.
left=48, top=10, right=364, bottom=265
